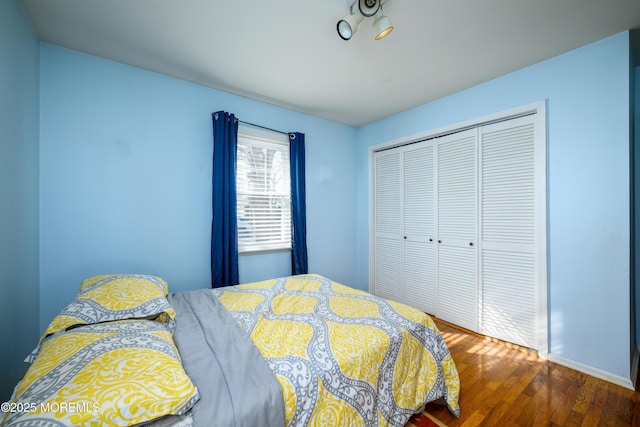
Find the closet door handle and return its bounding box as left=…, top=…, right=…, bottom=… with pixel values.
left=429, top=238, right=433, bottom=242
left=438, top=240, right=442, bottom=244
left=469, top=242, right=474, bottom=246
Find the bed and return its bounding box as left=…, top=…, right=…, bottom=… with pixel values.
left=1, top=274, right=460, bottom=427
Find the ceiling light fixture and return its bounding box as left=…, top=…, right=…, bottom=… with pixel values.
left=337, top=0, right=393, bottom=41
left=372, top=8, right=393, bottom=40
left=337, top=11, right=364, bottom=40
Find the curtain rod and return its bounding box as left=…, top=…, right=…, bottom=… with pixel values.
left=238, top=119, right=290, bottom=136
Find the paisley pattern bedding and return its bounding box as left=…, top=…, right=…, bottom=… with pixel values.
left=40, top=274, right=176, bottom=345
left=213, top=274, right=460, bottom=427
left=3, top=320, right=199, bottom=427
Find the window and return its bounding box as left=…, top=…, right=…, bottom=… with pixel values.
left=236, top=126, right=291, bottom=253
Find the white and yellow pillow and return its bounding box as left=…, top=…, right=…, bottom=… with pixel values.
left=3, top=320, right=199, bottom=427
left=41, top=274, right=176, bottom=344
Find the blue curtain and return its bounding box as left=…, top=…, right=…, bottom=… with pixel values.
left=289, top=132, right=308, bottom=275
left=211, top=111, right=239, bottom=288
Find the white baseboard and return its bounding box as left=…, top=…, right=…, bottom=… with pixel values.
left=547, top=352, right=635, bottom=391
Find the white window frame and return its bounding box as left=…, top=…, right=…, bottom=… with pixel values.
left=236, top=125, right=291, bottom=254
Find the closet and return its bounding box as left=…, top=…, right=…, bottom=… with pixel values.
left=372, top=108, right=546, bottom=352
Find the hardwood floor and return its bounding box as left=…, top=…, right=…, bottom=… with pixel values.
left=425, top=319, right=640, bottom=426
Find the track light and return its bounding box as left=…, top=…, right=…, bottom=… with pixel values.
left=337, top=11, right=364, bottom=40
left=372, top=8, right=393, bottom=40
left=337, top=0, right=392, bottom=41
left=358, top=0, right=379, bottom=17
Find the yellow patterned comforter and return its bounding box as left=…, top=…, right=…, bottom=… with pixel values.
left=213, top=274, right=460, bottom=427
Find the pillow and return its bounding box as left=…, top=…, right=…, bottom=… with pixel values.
left=3, top=320, right=199, bottom=427
left=41, top=274, right=176, bottom=342
left=78, top=274, right=169, bottom=296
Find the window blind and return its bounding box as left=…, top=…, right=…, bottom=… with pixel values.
left=236, top=131, right=291, bottom=253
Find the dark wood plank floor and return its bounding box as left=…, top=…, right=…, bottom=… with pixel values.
left=425, top=319, right=640, bottom=426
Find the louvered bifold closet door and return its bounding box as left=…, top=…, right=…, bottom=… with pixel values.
left=374, top=148, right=403, bottom=301
left=480, top=115, right=537, bottom=349
left=436, top=129, right=478, bottom=331
left=403, top=141, right=436, bottom=314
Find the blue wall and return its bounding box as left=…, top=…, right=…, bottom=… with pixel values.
left=39, top=44, right=357, bottom=330
left=355, top=32, right=633, bottom=382
left=0, top=1, right=40, bottom=400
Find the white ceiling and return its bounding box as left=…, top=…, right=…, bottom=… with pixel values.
left=19, top=0, right=640, bottom=127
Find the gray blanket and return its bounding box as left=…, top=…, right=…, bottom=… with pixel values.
left=167, top=289, right=285, bottom=427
